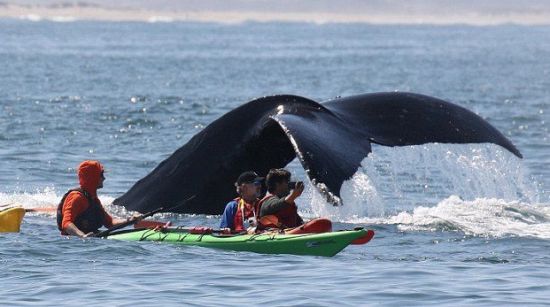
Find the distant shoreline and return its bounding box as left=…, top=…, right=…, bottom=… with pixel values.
left=1, top=4, right=550, bottom=25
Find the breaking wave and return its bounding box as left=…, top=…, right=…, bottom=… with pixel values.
left=387, top=196, right=550, bottom=238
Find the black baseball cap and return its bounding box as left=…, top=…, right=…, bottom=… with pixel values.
left=236, top=171, right=263, bottom=185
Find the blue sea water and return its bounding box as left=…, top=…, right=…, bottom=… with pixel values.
left=0, top=19, right=549, bottom=306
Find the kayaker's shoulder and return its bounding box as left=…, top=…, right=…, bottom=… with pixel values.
left=64, top=190, right=89, bottom=204
left=224, top=200, right=238, bottom=209
left=261, top=195, right=280, bottom=204
left=67, top=190, right=84, bottom=197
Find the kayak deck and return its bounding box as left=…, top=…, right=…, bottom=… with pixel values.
left=0, top=207, right=25, bottom=233
left=107, top=227, right=374, bottom=257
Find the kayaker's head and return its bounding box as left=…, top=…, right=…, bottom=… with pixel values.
left=235, top=171, right=262, bottom=202
left=266, top=168, right=292, bottom=198
left=77, top=160, right=105, bottom=193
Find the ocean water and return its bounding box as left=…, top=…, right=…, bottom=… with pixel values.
left=0, top=19, right=549, bottom=306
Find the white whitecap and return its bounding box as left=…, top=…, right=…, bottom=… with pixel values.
left=388, top=196, right=550, bottom=239
left=49, top=16, right=77, bottom=22
left=147, top=16, right=175, bottom=23
left=19, top=14, right=42, bottom=22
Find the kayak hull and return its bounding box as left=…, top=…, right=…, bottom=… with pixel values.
left=0, top=207, right=25, bottom=233
left=107, top=228, right=373, bottom=257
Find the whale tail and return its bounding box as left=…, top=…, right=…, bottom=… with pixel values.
left=113, top=92, right=521, bottom=214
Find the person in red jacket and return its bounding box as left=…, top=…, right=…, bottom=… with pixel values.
left=56, top=160, right=132, bottom=237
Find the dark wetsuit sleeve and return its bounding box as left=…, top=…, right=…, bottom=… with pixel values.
left=259, top=196, right=290, bottom=217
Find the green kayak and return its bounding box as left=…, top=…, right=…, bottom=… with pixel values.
left=107, top=227, right=374, bottom=257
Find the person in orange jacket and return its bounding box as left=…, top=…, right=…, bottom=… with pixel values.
left=56, top=160, right=137, bottom=237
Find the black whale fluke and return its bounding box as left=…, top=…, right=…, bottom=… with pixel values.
left=113, top=92, right=522, bottom=214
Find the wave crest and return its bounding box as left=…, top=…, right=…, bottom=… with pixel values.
left=386, top=196, right=550, bottom=238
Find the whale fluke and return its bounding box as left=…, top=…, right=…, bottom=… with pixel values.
left=113, top=92, right=521, bottom=214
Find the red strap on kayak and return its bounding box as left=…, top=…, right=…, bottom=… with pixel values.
left=134, top=220, right=172, bottom=229
left=189, top=227, right=213, bottom=234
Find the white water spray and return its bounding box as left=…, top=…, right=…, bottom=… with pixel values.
left=301, top=143, right=547, bottom=237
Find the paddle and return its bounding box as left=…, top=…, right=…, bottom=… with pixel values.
left=93, top=195, right=196, bottom=238
left=93, top=206, right=166, bottom=238
left=154, top=226, right=235, bottom=235
left=0, top=204, right=57, bottom=213
left=105, top=226, right=241, bottom=238
left=25, top=207, right=57, bottom=213
left=0, top=202, right=56, bottom=213
left=9, top=204, right=171, bottom=229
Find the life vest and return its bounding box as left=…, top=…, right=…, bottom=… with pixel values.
left=233, top=197, right=258, bottom=232
left=257, top=194, right=301, bottom=229
left=56, top=188, right=106, bottom=234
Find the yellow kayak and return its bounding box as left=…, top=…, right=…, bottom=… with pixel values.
left=0, top=207, right=25, bottom=233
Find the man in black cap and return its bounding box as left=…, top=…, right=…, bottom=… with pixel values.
left=219, top=171, right=263, bottom=232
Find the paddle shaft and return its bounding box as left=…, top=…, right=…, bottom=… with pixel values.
left=25, top=207, right=57, bottom=213
left=108, top=227, right=243, bottom=237
left=0, top=205, right=57, bottom=213
left=94, top=195, right=196, bottom=238
left=93, top=206, right=165, bottom=238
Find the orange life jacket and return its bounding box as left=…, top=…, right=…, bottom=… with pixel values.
left=257, top=194, right=301, bottom=229
left=56, top=188, right=106, bottom=234
left=233, top=197, right=258, bottom=232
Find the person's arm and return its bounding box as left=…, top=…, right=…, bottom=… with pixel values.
left=64, top=222, right=93, bottom=237
left=220, top=201, right=237, bottom=229
left=98, top=201, right=142, bottom=227
left=259, top=197, right=288, bottom=216
left=98, top=204, right=140, bottom=227
left=284, top=182, right=304, bottom=204
left=261, top=183, right=305, bottom=216
left=112, top=218, right=130, bottom=226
